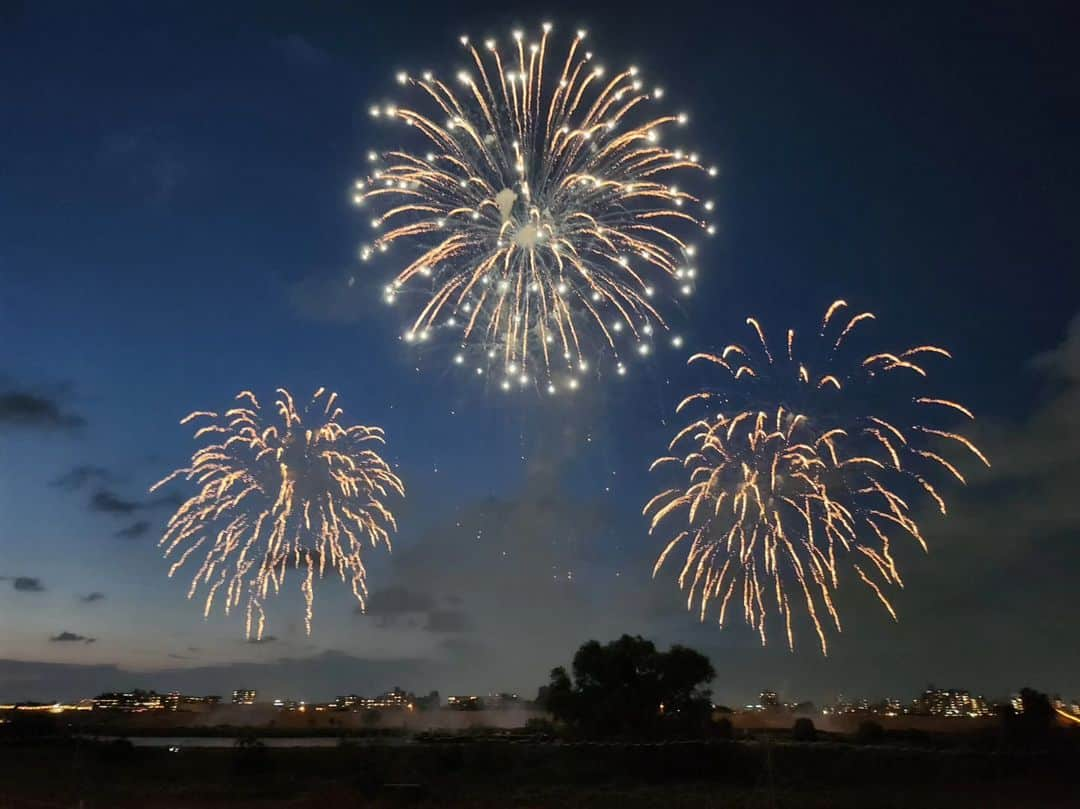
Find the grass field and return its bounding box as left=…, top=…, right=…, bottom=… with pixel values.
left=0, top=738, right=1075, bottom=808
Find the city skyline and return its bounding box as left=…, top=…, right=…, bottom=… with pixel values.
left=4, top=673, right=1078, bottom=715
left=2, top=1, right=1078, bottom=706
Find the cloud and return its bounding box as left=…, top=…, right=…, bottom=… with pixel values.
left=51, top=465, right=115, bottom=491
left=424, top=609, right=471, bottom=633
left=0, top=651, right=434, bottom=703
left=85, top=487, right=181, bottom=521
left=78, top=592, right=106, bottom=604
left=14, top=577, right=45, bottom=593
left=114, top=520, right=151, bottom=540
left=49, top=632, right=96, bottom=644
left=1033, top=313, right=1080, bottom=382
left=0, top=576, right=45, bottom=593
left=90, top=490, right=140, bottom=515
left=935, top=311, right=1080, bottom=537
left=148, top=491, right=185, bottom=511
left=362, top=458, right=625, bottom=689
left=363, top=586, right=435, bottom=617
left=100, top=128, right=189, bottom=204
left=358, top=587, right=470, bottom=633
left=287, top=274, right=370, bottom=324
left=783, top=311, right=1080, bottom=698
left=272, top=33, right=330, bottom=67
left=0, top=387, right=84, bottom=431
left=438, top=636, right=488, bottom=660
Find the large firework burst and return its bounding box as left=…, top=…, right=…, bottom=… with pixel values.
left=355, top=24, right=715, bottom=392
left=151, top=388, right=404, bottom=639
left=646, top=301, right=988, bottom=654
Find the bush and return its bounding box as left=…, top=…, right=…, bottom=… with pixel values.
left=855, top=720, right=885, bottom=744
left=792, top=718, right=817, bottom=742
left=0, top=713, right=62, bottom=741
left=525, top=716, right=557, bottom=736
left=233, top=732, right=269, bottom=775
left=97, top=737, right=136, bottom=764
left=712, top=716, right=734, bottom=740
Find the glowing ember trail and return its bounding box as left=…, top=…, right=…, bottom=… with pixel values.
left=646, top=301, right=988, bottom=654
left=152, top=389, right=404, bottom=639
left=355, top=24, right=716, bottom=393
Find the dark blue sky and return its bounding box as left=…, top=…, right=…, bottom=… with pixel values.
left=1, top=1, right=1078, bottom=705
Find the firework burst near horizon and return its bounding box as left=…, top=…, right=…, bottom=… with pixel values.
left=152, top=388, right=404, bottom=639
left=646, top=301, right=989, bottom=655
left=355, top=24, right=716, bottom=393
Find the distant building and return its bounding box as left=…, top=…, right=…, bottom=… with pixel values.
left=92, top=690, right=164, bottom=712
left=368, top=687, right=412, bottom=710
left=332, top=688, right=414, bottom=711
left=0, top=700, right=93, bottom=714
left=913, top=687, right=991, bottom=718
left=875, top=698, right=902, bottom=718
left=232, top=689, right=257, bottom=705
left=163, top=692, right=220, bottom=712
left=486, top=692, right=521, bottom=709
left=414, top=691, right=440, bottom=711
left=447, top=695, right=484, bottom=711
left=759, top=690, right=779, bottom=710
left=823, top=697, right=872, bottom=716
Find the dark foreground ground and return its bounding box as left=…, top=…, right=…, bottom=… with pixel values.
left=1, top=738, right=1076, bottom=809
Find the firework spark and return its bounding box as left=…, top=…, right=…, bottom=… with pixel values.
left=355, top=24, right=715, bottom=392
left=646, top=301, right=988, bottom=654
left=151, top=388, right=404, bottom=639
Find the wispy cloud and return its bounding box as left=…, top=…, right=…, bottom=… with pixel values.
left=51, top=465, right=115, bottom=491
left=100, top=128, right=189, bottom=204
left=115, top=520, right=151, bottom=540
left=0, top=386, right=83, bottom=431
left=90, top=490, right=140, bottom=515
left=78, top=592, right=106, bottom=604
left=85, top=486, right=177, bottom=529
left=363, top=586, right=435, bottom=617
left=424, top=609, right=471, bottom=633
left=0, top=576, right=45, bottom=593
left=272, top=33, right=330, bottom=67
left=287, top=274, right=370, bottom=324
left=49, top=632, right=96, bottom=644
left=356, top=586, right=470, bottom=633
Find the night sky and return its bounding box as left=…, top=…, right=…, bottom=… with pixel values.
left=2, top=1, right=1078, bottom=706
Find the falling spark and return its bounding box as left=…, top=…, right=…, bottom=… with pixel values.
left=358, top=25, right=714, bottom=389
left=647, top=301, right=986, bottom=654
left=152, top=389, right=404, bottom=639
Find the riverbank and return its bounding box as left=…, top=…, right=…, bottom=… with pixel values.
left=2, top=736, right=1076, bottom=808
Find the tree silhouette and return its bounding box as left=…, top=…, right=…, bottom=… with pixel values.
left=537, top=634, right=715, bottom=737
left=1001, top=687, right=1056, bottom=747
